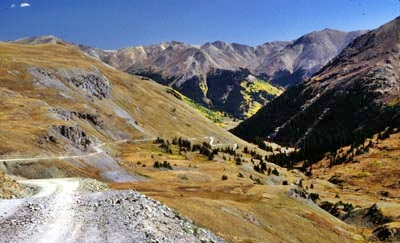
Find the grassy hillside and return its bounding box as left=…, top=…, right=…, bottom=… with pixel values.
left=0, top=42, right=247, bottom=178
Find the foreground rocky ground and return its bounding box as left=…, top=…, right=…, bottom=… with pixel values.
left=0, top=172, right=34, bottom=199
left=0, top=178, right=224, bottom=243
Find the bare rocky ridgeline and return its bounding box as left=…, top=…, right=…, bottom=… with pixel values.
left=77, top=29, right=365, bottom=87
left=0, top=189, right=224, bottom=243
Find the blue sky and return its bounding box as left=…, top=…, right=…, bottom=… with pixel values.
left=0, top=0, right=399, bottom=49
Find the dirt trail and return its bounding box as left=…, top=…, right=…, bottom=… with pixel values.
left=0, top=139, right=130, bottom=163
left=0, top=179, right=223, bottom=242
left=19, top=178, right=80, bottom=198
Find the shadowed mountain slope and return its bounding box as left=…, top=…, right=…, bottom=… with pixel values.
left=232, top=17, right=400, bottom=162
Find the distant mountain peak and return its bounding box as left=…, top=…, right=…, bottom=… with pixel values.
left=12, top=35, right=68, bottom=45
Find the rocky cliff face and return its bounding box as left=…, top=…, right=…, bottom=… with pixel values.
left=51, top=125, right=92, bottom=151
left=28, top=67, right=112, bottom=100
left=49, top=108, right=104, bottom=128
left=232, top=17, right=400, bottom=159
left=58, top=68, right=111, bottom=99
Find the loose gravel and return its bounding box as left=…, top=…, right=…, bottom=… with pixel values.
left=0, top=189, right=225, bottom=243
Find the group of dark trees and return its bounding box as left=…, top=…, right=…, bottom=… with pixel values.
left=328, top=140, right=374, bottom=167
left=171, top=137, right=192, bottom=151
left=242, top=145, right=282, bottom=176
left=221, top=146, right=236, bottom=156
left=155, top=137, right=173, bottom=154
left=153, top=160, right=173, bottom=170
left=192, top=142, right=216, bottom=160
left=253, top=137, right=275, bottom=151
left=243, top=146, right=263, bottom=159
left=155, top=137, right=229, bottom=161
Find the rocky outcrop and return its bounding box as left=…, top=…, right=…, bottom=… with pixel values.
left=28, top=67, right=112, bottom=99
left=341, top=204, right=393, bottom=228
left=58, top=68, right=111, bottom=99
left=51, top=125, right=91, bottom=151
left=372, top=223, right=400, bottom=242
left=49, top=108, right=104, bottom=128
left=28, top=67, right=70, bottom=91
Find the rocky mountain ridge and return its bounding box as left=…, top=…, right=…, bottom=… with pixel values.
left=12, top=29, right=365, bottom=119
left=74, top=29, right=365, bottom=86
left=84, top=29, right=365, bottom=118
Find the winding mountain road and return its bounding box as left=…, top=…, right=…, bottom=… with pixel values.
left=0, top=138, right=157, bottom=163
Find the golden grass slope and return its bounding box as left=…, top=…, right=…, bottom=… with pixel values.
left=0, top=42, right=246, bottom=158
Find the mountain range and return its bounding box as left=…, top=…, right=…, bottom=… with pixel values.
left=13, top=29, right=366, bottom=119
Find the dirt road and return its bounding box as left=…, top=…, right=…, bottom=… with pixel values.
left=0, top=178, right=224, bottom=242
